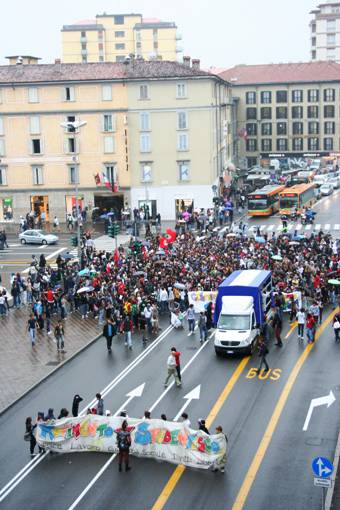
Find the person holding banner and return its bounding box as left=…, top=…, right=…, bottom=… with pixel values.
left=116, top=420, right=132, bottom=472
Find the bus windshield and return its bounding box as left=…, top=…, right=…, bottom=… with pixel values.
left=218, top=314, right=250, bottom=330
left=280, top=196, right=298, bottom=208
left=248, top=198, right=268, bottom=210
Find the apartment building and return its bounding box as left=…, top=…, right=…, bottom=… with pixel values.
left=0, top=57, right=230, bottom=222
left=61, top=13, right=182, bottom=64
left=219, top=61, right=340, bottom=168
left=310, top=2, right=340, bottom=62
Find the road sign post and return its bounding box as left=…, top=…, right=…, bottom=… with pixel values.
left=312, top=457, right=334, bottom=510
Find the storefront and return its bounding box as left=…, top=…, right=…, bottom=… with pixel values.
left=138, top=200, right=157, bottom=218
left=175, top=198, right=194, bottom=216
left=65, top=195, right=84, bottom=215
left=0, top=197, right=13, bottom=221
left=30, top=195, right=49, bottom=221
left=94, top=193, right=124, bottom=219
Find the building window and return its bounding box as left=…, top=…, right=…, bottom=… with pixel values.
left=104, top=136, right=115, bottom=153
left=276, top=90, right=287, bottom=103
left=140, top=112, right=150, bottom=131
left=81, top=43, right=87, bottom=51
left=246, top=139, right=257, bottom=152
left=291, top=106, right=303, bottom=119
left=114, top=15, right=124, bottom=24
left=67, top=138, right=76, bottom=153
left=308, top=122, right=319, bottom=135
left=115, top=55, right=125, bottom=62
left=324, top=88, right=335, bottom=102
left=176, top=83, right=187, bottom=98
left=103, top=164, right=117, bottom=185
left=292, top=90, right=303, bottom=103
left=0, top=166, right=7, bottom=186
left=324, top=137, right=334, bottom=150
left=260, top=91, right=271, bottom=104
left=307, top=105, right=318, bottom=118
left=103, top=114, right=115, bottom=132
left=0, top=139, right=5, bottom=156
left=99, top=56, right=104, bottom=62
left=311, top=23, right=316, bottom=33
left=308, top=89, right=319, bottom=102
left=246, top=92, right=256, bottom=105
left=311, top=36, right=316, bottom=46
left=327, top=19, right=336, bottom=31
left=327, top=34, right=336, bottom=46
left=102, top=85, right=112, bottom=101
left=177, top=111, right=188, bottom=130
left=64, top=86, right=75, bottom=102
left=64, top=115, right=76, bottom=133
left=0, top=89, right=2, bottom=104
left=293, top=122, right=303, bottom=135
left=308, top=137, right=319, bottom=150
left=82, top=56, right=87, bottom=64
left=324, top=121, right=335, bottom=134
left=28, top=87, right=39, bottom=103
left=178, top=132, right=189, bottom=151
left=324, top=105, right=335, bottom=117
left=276, top=138, right=288, bottom=151
left=276, top=107, right=287, bottom=119
left=98, top=31, right=103, bottom=40
left=0, top=116, right=3, bottom=136
left=140, top=162, right=152, bottom=183
left=277, top=122, right=287, bottom=135
left=246, top=107, right=257, bottom=120
left=68, top=165, right=78, bottom=184
left=139, top=84, right=149, bottom=100
left=115, top=43, right=125, bottom=50
left=178, top=161, right=190, bottom=181
left=32, top=165, right=43, bottom=185
left=29, top=116, right=40, bottom=135
left=261, top=107, right=272, bottom=119
left=140, top=134, right=151, bottom=152
left=31, top=138, right=42, bottom=155
left=312, top=50, right=316, bottom=60
left=261, top=123, right=272, bottom=136
left=115, top=31, right=125, bottom=37
left=261, top=139, right=272, bottom=152
left=293, top=138, right=303, bottom=151
left=246, top=123, right=257, bottom=136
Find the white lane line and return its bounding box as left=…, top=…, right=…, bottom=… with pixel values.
left=266, top=224, right=275, bottom=232
left=67, top=337, right=213, bottom=510
left=295, top=224, right=302, bottom=231
left=334, top=224, right=340, bottom=230
left=324, top=224, right=331, bottom=230
left=314, top=224, right=321, bottom=230
left=46, top=247, right=66, bottom=260
left=8, top=244, right=20, bottom=247
left=305, top=224, right=312, bottom=231
left=0, top=324, right=174, bottom=501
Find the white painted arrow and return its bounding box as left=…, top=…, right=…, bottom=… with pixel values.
left=114, top=382, right=145, bottom=417
left=302, top=390, right=336, bottom=431
left=173, top=384, right=201, bottom=421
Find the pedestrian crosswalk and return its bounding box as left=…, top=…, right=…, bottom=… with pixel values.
left=245, top=223, right=340, bottom=235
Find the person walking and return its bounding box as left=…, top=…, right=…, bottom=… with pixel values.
left=272, top=309, right=283, bottom=347
left=171, top=347, right=181, bottom=382
left=212, top=426, right=228, bottom=473
left=54, top=320, right=65, bottom=352
left=306, top=313, right=316, bottom=344
left=72, top=394, right=83, bottom=417
left=25, top=417, right=38, bottom=457
left=187, top=304, right=196, bottom=335
left=164, top=349, right=181, bottom=387
left=296, top=308, right=305, bottom=340
left=96, top=393, right=104, bottom=415
left=198, top=419, right=210, bottom=434
left=28, top=313, right=38, bottom=346
left=53, top=215, right=60, bottom=232
left=198, top=312, right=208, bottom=343
left=122, top=314, right=133, bottom=349
left=333, top=316, right=340, bottom=343
left=256, top=338, right=269, bottom=373
left=103, top=318, right=115, bottom=352
left=116, top=420, right=132, bottom=472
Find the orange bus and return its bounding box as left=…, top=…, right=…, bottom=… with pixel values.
left=279, top=183, right=316, bottom=215
left=247, top=185, right=286, bottom=216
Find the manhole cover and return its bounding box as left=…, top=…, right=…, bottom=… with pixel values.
left=46, top=361, right=60, bottom=366
left=305, top=437, right=322, bottom=446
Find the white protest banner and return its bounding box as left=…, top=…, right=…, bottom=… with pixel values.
left=188, top=291, right=217, bottom=314
left=36, top=415, right=227, bottom=470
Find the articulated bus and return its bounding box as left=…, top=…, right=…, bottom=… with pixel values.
left=247, top=185, right=286, bottom=216
left=279, top=183, right=316, bottom=215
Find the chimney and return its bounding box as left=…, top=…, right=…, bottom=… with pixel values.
left=183, top=55, right=191, bottom=67
left=192, top=58, right=200, bottom=70
left=55, top=58, right=61, bottom=64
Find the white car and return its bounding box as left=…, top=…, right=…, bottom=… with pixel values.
left=19, top=229, right=59, bottom=245
left=320, top=183, right=334, bottom=196
left=327, top=176, right=340, bottom=189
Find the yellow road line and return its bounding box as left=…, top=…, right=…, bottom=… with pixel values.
left=284, top=321, right=297, bottom=339
left=232, top=308, right=338, bottom=510
left=151, top=356, right=251, bottom=510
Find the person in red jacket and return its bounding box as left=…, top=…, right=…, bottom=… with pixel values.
left=171, top=347, right=181, bottom=382
left=306, top=313, right=316, bottom=344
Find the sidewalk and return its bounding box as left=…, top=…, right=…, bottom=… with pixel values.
left=0, top=306, right=101, bottom=413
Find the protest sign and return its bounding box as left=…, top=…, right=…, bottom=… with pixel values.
left=188, top=291, right=217, bottom=314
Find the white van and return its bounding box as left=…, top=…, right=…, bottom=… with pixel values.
left=313, top=175, right=327, bottom=187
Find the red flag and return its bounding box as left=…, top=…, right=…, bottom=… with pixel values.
left=113, top=249, right=120, bottom=265
left=94, top=173, right=101, bottom=186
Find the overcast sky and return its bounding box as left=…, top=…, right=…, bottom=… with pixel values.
left=1, top=0, right=318, bottom=68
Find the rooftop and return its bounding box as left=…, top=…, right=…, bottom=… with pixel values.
left=135, top=21, right=177, bottom=29
left=218, top=61, right=340, bottom=85
left=0, top=60, right=219, bottom=85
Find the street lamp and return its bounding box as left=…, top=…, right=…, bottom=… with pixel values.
left=60, top=120, right=87, bottom=259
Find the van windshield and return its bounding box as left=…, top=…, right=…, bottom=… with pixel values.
left=218, top=314, right=250, bottom=330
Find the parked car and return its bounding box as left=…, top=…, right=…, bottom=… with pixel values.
left=313, top=175, right=328, bottom=187
left=327, top=176, right=340, bottom=189
left=319, top=183, right=334, bottom=196
left=19, top=230, right=59, bottom=245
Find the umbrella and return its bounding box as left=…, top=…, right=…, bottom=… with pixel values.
left=107, top=212, right=115, bottom=217
left=255, top=236, right=266, bottom=244
left=272, top=255, right=283, bottom=261
left=328, top=279, right=340, bottom=285
left=227, top=233, right=237, bottom=237
left=62, top=253, right=76, bottom=260
left=78, top=268, right=89, bottom=276
left=99, top=213, right=108, bottom=219
left=174, top=282, right=186, bottom=290
left=156, top=249, right=165, bottom=256
left=289, top=241, right=300, bottom=246
left=133, top=271, right=146, bottom=276
left=77, top=286, right=94, bottom=294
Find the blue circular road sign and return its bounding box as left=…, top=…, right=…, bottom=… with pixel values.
left=312, top=457, right=333, bottom=478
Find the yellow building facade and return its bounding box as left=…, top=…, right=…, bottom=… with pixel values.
left=62, top=13, right=181, bottom=64
left=0, top=59, right=230, bottom=222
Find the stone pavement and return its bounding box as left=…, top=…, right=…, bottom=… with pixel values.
left=0, top=306, right=101, bottom=413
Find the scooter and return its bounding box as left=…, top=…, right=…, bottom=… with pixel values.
left=301, top=212, right=315, bottom=225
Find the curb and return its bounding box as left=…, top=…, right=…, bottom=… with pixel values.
left=0, top=330, right=102, bottom=418
left=325, top=428, right=340, bottom=510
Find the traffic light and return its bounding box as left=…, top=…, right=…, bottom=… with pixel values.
left=107, top=225, right=114, bottom=238
left=71, top=236, right=78, bottom=247
left=113, top=224, right=120, bottom=236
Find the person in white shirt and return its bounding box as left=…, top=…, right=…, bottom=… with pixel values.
left=164, top=350, right=181, bottom=387
left=181, top=412, right=191, bottom=429
left=296, top=308, right=305, bottom=340
left=159, top=288, right=168, bottom=314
